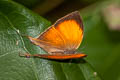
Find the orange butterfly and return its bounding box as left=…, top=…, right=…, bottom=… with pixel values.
left=20, top=11, right=87, bottom=60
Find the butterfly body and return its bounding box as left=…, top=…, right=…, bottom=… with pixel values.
left=21, top=11, right=87, bottom=60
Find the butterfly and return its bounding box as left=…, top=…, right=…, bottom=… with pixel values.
left=20, top=11, right=87, bottom=60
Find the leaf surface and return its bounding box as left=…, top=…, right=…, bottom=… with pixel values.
left=0, top=0, right=101, bottom=80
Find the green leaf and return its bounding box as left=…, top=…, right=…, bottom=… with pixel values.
left=79, top=1, right=120, bottom=80
left=0, top=0, right=101, bottom=80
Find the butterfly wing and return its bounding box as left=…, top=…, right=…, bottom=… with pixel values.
left=54, top=11, right=83, bottom=50
left=29, top=11, right=83, bottom=53
left=28, top=27, right=65, bottom=53
left=22, top=53, right=87, bottom=60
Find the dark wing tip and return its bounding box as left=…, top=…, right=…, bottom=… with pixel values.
left=54, top=11, right=83, bottom=30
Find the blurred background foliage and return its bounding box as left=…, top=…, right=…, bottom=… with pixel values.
left=3, top=0, right=120, bottom=80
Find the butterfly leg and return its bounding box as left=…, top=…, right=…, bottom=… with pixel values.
left=19, top=53, right=48, bottom=58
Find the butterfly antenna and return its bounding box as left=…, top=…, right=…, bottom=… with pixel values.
left=19, top=53, right=33, bottom=58
left=19, top=53, right=44, bottom=58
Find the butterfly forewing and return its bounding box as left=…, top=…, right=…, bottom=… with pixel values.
left=54, top=19, right=83, bottom=49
